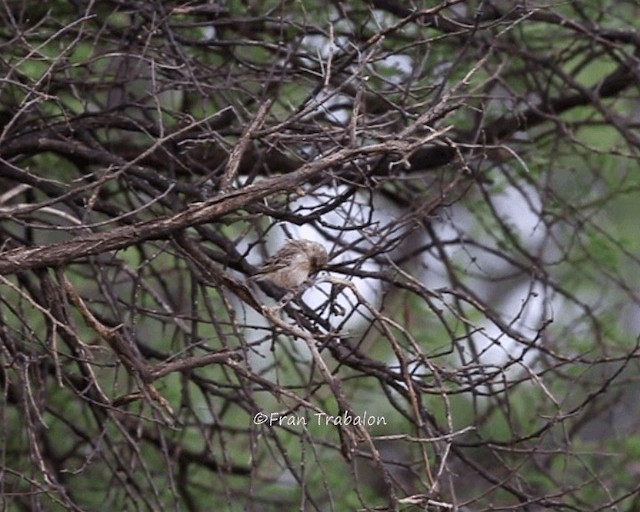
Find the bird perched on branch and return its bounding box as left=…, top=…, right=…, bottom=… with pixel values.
left=253, top=239, right=329, bottom=290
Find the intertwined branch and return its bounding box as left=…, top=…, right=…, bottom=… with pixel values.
left=1, top=1, right=640, bottom=511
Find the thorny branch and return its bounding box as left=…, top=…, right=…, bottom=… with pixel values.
left=1, top=1, right=640, bottom=511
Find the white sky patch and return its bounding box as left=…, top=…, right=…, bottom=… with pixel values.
left=373, top=54, right=412, bottom=85
left=427, top=184, right=552, bottom=374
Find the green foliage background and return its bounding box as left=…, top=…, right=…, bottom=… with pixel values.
left=1, top=1, right=640, bottom=511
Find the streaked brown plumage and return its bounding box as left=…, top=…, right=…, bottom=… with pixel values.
left=254, top=239, right=328, bottom=289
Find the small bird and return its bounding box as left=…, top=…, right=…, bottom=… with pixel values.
left=253, top=239, right=329, bottom=290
